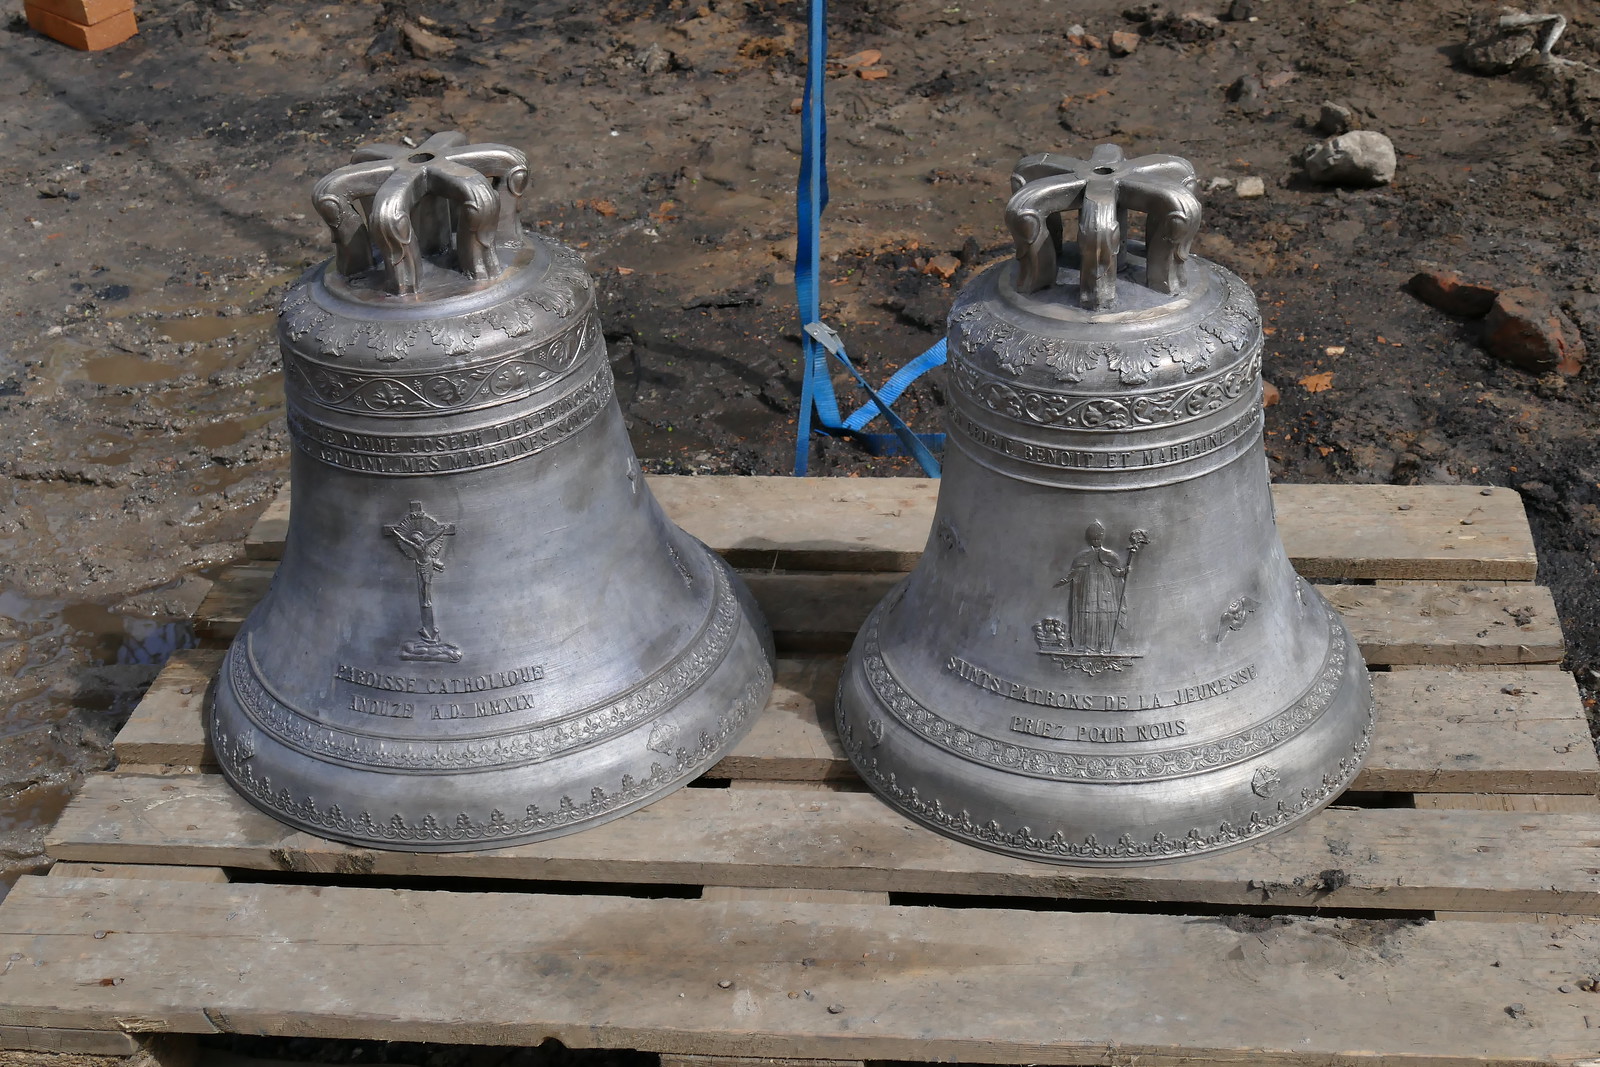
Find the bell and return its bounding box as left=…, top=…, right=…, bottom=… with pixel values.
left=209, top=132, right=774, bottom=851
left=836, top=144, right=1374, bottom=864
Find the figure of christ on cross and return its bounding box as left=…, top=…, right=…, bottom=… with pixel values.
left=384, top=500, right=463, bottom=663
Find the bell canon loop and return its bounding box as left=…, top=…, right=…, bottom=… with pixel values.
left=210, top=132, right=775, bottom=851
left=837, top=144, right=1375, bottom=864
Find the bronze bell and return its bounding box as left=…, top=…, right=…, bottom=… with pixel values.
left=836, top=144, right=1374, bottom=864
left=209, top=132, right=774, bottom=851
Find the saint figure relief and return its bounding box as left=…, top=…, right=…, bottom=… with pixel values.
left=1053, top=522, right=1148, bottom=653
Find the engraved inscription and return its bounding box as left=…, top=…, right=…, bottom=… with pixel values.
left=1011, top=716, right=1189, bottom=742
left=350, top=694, right=416, bottom=719
left=385, top=501, right=461, bottom=662
left=292, top=363, right=613, bottom=476
left=336, top=663, right=546, bottom=694
left=950, top=403, right=1261, bottom=474
left=948, top=654, right=1257, bottom=712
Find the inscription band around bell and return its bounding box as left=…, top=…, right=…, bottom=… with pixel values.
left=209, top=132, right=775, bottom=851
left=837, top=144, right=1375, bottom=865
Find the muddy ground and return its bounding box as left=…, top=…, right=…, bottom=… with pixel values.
left=1, top=0, right=1599, bottom=980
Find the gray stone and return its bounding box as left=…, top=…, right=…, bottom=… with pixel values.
left=1315, top=101, right=1353, bottom=136
left=1236, top=176, right=1266, bottom=198
left=1302, top=131, right=1396, bottom=187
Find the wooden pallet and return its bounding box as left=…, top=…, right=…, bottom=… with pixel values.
left=7, top=478, right=1600, bottom=1067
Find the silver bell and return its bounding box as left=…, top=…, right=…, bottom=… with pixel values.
left=836, top=144, right=1375, bottom=864
left=209, top=132, right=774, bottom=851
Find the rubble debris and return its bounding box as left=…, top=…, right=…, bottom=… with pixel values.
left=1405, top=271, right=1498, bottom=318
left=1464, top=8, right=1582, bottom=74
left=1110, top=30, right=1140, bottom=55
left=638, top=43, right=673, bottom=75
left=1236, top=176, right=1265, bottom=198
left=1314, top=101, right=1354, bottom=135
left=1483, top=286, right=1586, bottom=376
left=1302, top=131, right=1396, bottom=186
left=1168, top=10, right=1223, bottom=40
left=401, top=20, right=456, bottom=60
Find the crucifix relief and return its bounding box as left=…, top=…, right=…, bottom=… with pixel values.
left=384, top=500, right=463, bottom=663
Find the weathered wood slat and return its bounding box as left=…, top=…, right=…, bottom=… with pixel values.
left=0, top=1024, right=141, bottom=1055
left=2, top=876, right=1595, bottom=1065
left=117, top=651, right=1596, bottom=797
left=45, top=774, right=1600, bottom=913
left=193, top=564, right=1564, bottom=663
left=48, top=862, right=230, bottom=883
left=246, top=479, right=1537, bottom=579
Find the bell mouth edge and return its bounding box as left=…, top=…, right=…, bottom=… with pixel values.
left=206, top=628, right=775, bottom=854
left=836, top=612, right=1376, bottom=868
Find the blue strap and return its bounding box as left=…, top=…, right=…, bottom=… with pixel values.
left=792, top=0, right=945, bottom=477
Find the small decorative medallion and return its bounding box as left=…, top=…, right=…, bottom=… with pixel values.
left=1034, top=523, right=1149, bottom=675
left=1251, top=766, right=1282, bottom=798
left=646, top=720, right=680, bottom=756
left=384, top=501, right=462, bottom=663
left=1217, top=595, right=1261, bottom=642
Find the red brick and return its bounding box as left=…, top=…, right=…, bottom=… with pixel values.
left=27, top=0, right=132, bottom=26
left=25, top=4, right=137, bottom=49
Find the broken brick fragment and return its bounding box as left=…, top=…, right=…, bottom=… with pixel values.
left=1404, top=270, right=1497, bottom=318
left=1482, top=286, right=1585, bottom=376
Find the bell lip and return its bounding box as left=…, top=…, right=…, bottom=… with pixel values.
left=207, top=618, right=775, bottom=854
left=206, top=553, right=776, bottom=853
left=872, top=758, right=1365, bottom=868
left=836, top=600, right=1377, bottom=868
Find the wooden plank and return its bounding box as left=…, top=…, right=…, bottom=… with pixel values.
left=703, top=784, right=889, bottom=906
left=49, top=862, right=230, bottom=883
left=111, top=650, right=219, bottom=766
left=244, top=494, right=289, bottom=561
left=663, top=1057, right=863, bottom=1067
left=246, top=480, right=1538, bottom=580
left=1316, top=583, right=1563, bottom=665
left=114, top=656, right=1600, bottom=796
left=1416, top=795, right=1600, bottom=813
left=1359, top=670, right=1597, bottom=794
left=0, top=1024, right=140, bottom=1055
left=712, top=657, right=849, bottom=782
left=2, top=875, right=1597, bottom=1065
left=195, top=563, right=1565, bottom=664
left=1418, top=794, right=1600, bottom=923
left=46, top=774, right=1600, bottom=913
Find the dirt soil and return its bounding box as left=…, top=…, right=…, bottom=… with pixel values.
left=1, top=0, right=1599, bottom=934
